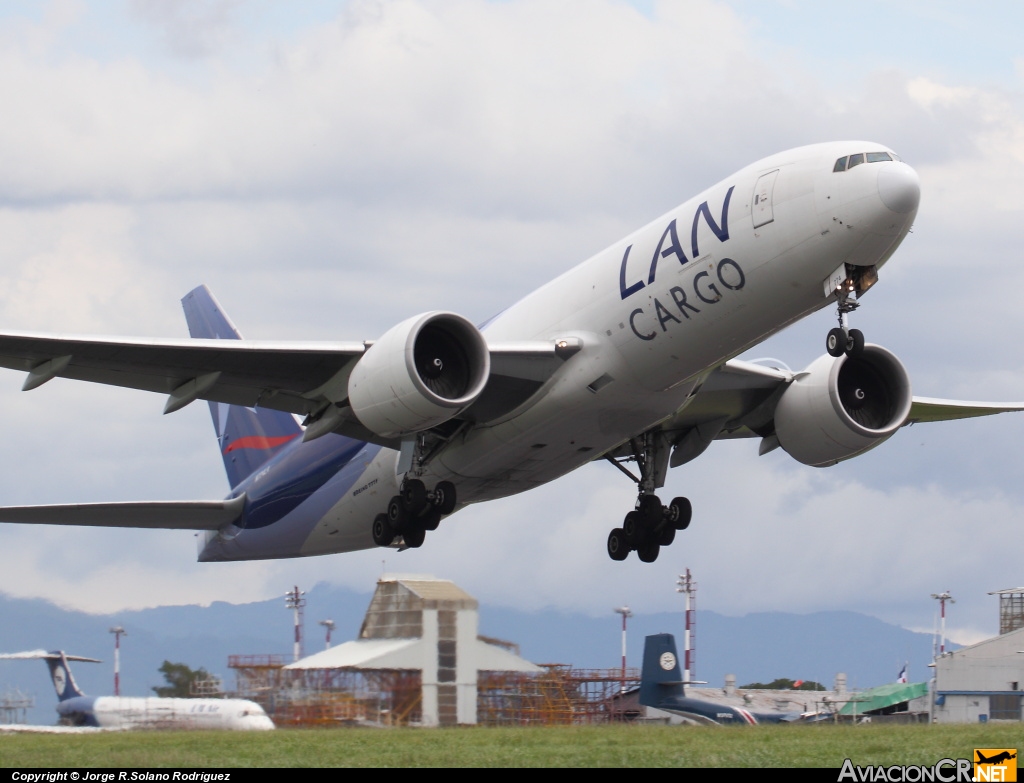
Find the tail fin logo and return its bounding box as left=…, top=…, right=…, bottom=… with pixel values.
left=660, top=651, right=677, bottom=671
left=51, top=664, right=66, bottom=697
left=223, top=434, right=298, bottom=454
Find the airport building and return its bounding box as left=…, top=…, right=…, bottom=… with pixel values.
left=932, top=588, right=1024, bottom=723
left=283, top=576, right=541, bottom=726
left=230, top=575, right=638, bottom=726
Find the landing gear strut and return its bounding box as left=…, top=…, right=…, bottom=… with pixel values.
left=826, top=278, right=866, bottom=358
left=605, top=431, right=692, bottom=563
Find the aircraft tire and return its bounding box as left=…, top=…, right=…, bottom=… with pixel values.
left=638, top=494, right=663, bottom=525
left=826, top=328, right=846, bottom=357
left=658, top=525, right=676, bottom=546
left=433, top=481, right=457, bottom=515
left=607, top=528, right=630, bottom=561
left=402, top=479, right=427, bottom=512
left=637, top=542, right=660, bottom=563
left=622, top=511, right=642, bottom=545
left=387, top=496, right=407, bottom=527
left=421, top=508, right=441, bottom=531
left=669, top=497, right=692, bottom=530
left=372, top=514, right=395, bottom=547
left=403, top=525, right=426, bottom=548
left=846, top=328, right=865, bottom=357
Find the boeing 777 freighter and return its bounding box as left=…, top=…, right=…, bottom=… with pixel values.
left=0, top=142, right=1019, bottom=563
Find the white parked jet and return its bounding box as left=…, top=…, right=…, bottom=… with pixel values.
left=0, top=650, right=274, bottom=730
left=0, top=141, right=1019, bottom=563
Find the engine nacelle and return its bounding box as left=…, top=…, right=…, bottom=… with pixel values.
left=348, top=312, right=490, bottom=438
left=773, top=344, right=912, bottom=467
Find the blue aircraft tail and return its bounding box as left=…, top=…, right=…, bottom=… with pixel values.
left=181, top=285, right=302, bottom=489
left=44, top=651, right=88, bottom=702
left=639, top=633, right=686, bottom=708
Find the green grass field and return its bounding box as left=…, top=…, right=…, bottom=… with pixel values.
left=1, top=723, right=1020, bottom=768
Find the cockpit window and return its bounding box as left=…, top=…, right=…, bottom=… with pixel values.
left=834, top=150, right=900, bottom=172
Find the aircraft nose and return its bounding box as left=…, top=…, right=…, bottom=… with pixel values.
left=877, top=164, right=920, bottom=214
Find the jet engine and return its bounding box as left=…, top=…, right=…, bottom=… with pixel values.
left=773, top=345, right=912, bottom=467
left=348, top=311, right=490, bottom=438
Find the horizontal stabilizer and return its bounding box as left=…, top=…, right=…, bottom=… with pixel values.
left=0, top=495, right=245, bottom=530
left=0, top=650, right=101, bottom=663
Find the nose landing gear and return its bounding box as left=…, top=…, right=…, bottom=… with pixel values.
left=826, top=287, right=865, bottom=358
left=826, top=265, right=876, bottom=358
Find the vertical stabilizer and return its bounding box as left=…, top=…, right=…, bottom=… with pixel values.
left=44, top=652, right=87, bottom=702
left=639, top=633, right=686, bottom=708
left=181, top=285, right=302, bottom=489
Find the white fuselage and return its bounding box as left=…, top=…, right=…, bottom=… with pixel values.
left=59, top=695, right=275, bottom=730
left=199, top=141, right=919, bottom=560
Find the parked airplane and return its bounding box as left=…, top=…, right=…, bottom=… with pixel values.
left=639, top=633, right=802, bottom=724
left=0, top=650, right=274, bottom=730
left=0, top=141, right=1020, bottom=563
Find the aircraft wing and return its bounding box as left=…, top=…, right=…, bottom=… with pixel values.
left=0, top=496, right=246, bottom=530
left=905, top=397, right=1024, bottom=423
left=0, top=331, right=567, bottom=445
left=0, top=331, right=368, bottom=415
left=611, top=359, right=1024, bottom=466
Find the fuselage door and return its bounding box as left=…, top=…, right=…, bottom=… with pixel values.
left=752, top=169, right=779, bottom=229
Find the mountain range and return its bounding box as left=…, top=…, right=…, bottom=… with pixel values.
left=0, top=582, right=946, bottom=726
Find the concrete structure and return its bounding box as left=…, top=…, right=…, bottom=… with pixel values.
left=933, top=626, right=1024, bottom=723
left=284, top=575, right=541, bottom=726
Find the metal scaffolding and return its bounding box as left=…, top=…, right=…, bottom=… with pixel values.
left=229, top=655, right=640, bottom=727
left=0, top=689, right=34, bottom=725
left=477, top=666, right=641, bottom=725
left=990, top=587, right=1024, bottom=635
left=228, top=655, right=423, bottom=726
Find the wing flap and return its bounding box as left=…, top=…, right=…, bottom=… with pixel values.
left=0, top=495, right=246, bottom=530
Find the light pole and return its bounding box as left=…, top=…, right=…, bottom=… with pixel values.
left=676, top=569, right=696, bottom=684
left=109, top=626, right=126, bottom=696
left=319, top=619, right=336, bottom=650
left=931, top=591, right=955, bottom=658
left=285, top=586, right=306, bottom=662
left=613, top=606, right=633, bottom=693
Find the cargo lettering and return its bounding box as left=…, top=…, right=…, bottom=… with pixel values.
left=628, top=258, right=746, bottom=342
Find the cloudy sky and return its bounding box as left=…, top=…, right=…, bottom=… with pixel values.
left=0, top=0, right=1022, bottom=647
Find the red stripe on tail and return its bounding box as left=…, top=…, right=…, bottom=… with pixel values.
left=223, top=434, right=299, bottom=454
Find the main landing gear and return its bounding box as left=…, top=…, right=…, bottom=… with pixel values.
left=372, top=478, right=457, bottom=549
left=826, top=280, right=865, bottom=358
left=607, top=495, right=691, bottom=564
left=605, top=431, right=692, bottom=563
